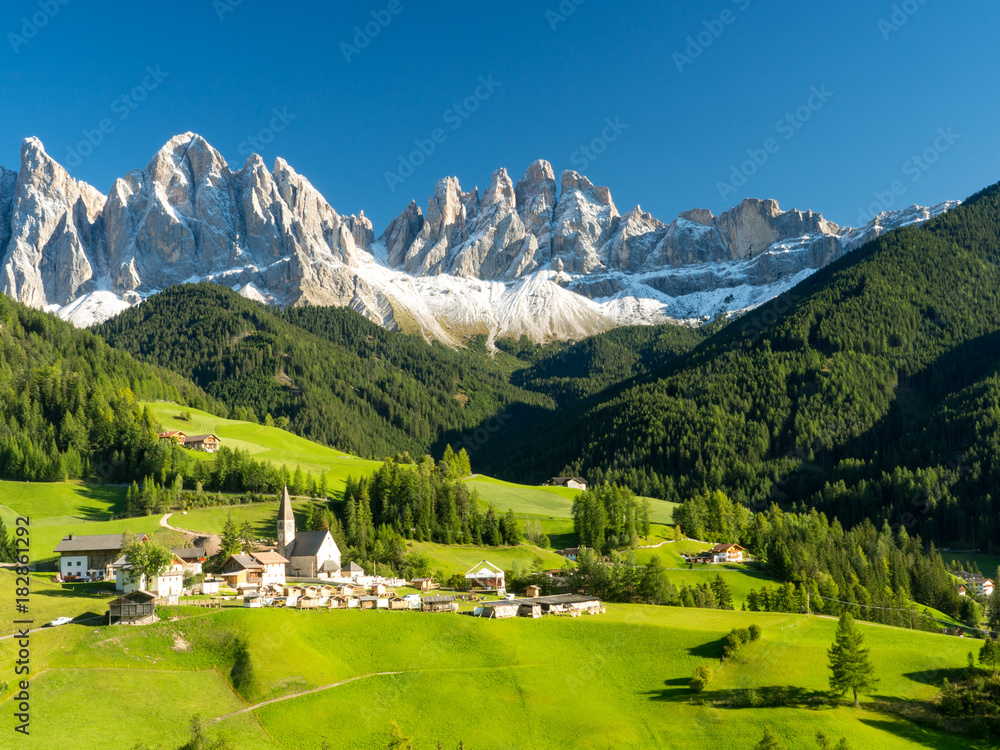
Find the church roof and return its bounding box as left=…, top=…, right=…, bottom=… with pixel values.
left=278, top=486, right=294, bottom=523
left=287, top=530, right=333, bottom=558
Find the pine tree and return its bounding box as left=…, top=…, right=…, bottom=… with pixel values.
left=828, top=612, right=879, bottom=707
left=219, top=512, right=241, bottom=558
left=986, top=567, right=1000, bottom=631
left=980, top=637, right=1000, bottom=674
left=0, top=515, right=14, bottom=563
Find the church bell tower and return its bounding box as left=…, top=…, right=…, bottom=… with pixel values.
left=277, top=485, right=296, bottom=558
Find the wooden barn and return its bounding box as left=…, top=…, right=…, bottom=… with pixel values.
left=411, top=577, right=440, bottom=592
left=422, top=595, right=459, bottom=613
left=359, top=595, right=379, bottom=610
left=108, top=590, right=157, bottom=626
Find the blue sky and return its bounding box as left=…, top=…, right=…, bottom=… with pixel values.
left=1, top=0, right=997, bottom=231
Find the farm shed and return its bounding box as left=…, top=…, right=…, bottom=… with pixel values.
left=359, top=596, right=379, bottom=610
left=525, top=585, right=541, bottom=598
left=422, top=595, right=459, bottom=613
left=411, top=577, right=439, bottom=591
left=389, top=597, right=411, bottom=610
left=480, top=601, right=519, bottom=619
left=108, top=590, right=157, bottom=626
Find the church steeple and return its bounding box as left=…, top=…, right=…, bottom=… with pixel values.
left=277, top=485, right=295, bottom=558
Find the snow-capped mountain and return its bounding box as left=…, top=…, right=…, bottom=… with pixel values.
left=0, top=133, right=958, bottom=342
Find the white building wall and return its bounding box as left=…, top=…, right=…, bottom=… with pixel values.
left=60, top=555, right=88, bottom=578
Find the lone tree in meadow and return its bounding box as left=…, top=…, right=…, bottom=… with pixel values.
left=828, top=611, right=879, bottom=708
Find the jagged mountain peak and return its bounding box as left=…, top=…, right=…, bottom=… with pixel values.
left=0, top=133, right=961, bottom=344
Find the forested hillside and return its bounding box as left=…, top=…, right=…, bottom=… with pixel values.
left=0, top=293, right=216, bottom=482
left=489, top=182, right=1000, bottom=549
left=95, top=286, right=558, bottom=459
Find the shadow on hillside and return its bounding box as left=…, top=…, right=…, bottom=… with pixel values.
left=903, top=668, right=968, bottom=686
left=545, top=530, right=576, bottom=549
left=75, top=484, right=129, bottom=519
left=686, top=639, right=723, bottom=660
left=859, top=719, right=975, bottom=749
left=646, top=683, right=830, bottom=708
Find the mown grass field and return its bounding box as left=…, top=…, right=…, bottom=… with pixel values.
left=145, top=401, right=384, bottom=493
left=405, top=540, right=571, bottom=577
left=0, top=579, right=990, bottom=750
left=466, top=474, right=678, bottom=525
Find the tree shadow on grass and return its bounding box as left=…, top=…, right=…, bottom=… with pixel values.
left=903, top=668, right=969, bottom=686
left=859, top=719, right=990, bottom=750
left=687, top=640, right=723, bottom=660
left=647, top=683, right=831, bottom=708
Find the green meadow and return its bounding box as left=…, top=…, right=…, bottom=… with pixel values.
left=145, top=401, right=384, bottom=492
left=0, top=582, right=989, bottom=750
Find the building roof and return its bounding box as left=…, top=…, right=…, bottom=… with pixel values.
left=320, top=560, right=341, bottom=572
left=252, top=551, right=290, bottom=565
left=954, top=571, right=993, bottom=583
left=158, top=431, right=187, bottom=439
left=287, top=530, right=333, bottom=558
left=708, top=543, right=744, bottom=553
left=278, top=485, right=294, bottom=523
left=55, top=532, right=148, bottom=553
left=465, top=560, right=505, bottom=578
left=422, top=595, right=456, bottom=604
left=225, top=554, right=262, bottom=570
left=487, top=593, right=601, bottom=608
left=171, top=547, right=207, bottom=560
left=557, top=547, right=581, bottom=556
left=549, top=476, right=587, bottom=486
left=109, top=589, right=157, bottom=605
left=184, top=434, right=219, bottom=442
left=343, top=561, right=364, bottom=572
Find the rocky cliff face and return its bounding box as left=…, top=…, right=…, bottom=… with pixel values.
left=0, top=133, right=959, bottom=342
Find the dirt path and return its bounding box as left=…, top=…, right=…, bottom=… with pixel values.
left=160, top=513, right=220, bottom=553
left=212, top=671, right=404, bottom=722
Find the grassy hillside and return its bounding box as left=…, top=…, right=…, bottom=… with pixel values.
left=96, top=284, right=558, bottom=460
left=489, top=182, right=1000, bottom=550
left=0, top=583, right=988, bottom=750
left=146, top=401, right=382, bottom=492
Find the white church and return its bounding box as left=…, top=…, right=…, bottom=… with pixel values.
left=277, top=486, right=343, bottom=578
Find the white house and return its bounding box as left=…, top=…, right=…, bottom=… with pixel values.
left=545, top=477, right=588, bottom=491
left=171, top=547, right=207, bottom=575
left=54, top=533, right=147, bottom=581
left=955, top=571, right=995, bottom=597
left=707, top=544, right=745, bottom=564
left=276, top=486, right=342, bottom=578
left=112, top=552, right=185, bottom=597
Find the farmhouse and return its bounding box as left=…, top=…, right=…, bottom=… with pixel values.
left=689, top=544, right=746, bottom=565
left=171, top=547, right=207, bottom=574
left=465, top=561, right=505, bottom=593
left=276, top=486, right=342, bottom=577
left=545, top=477, right=588, bottom=491
left=111, top=551, right=185, bottom=597
left=557, top=547, right=581, bottom=562
left=183, top=434, right=221, bottom=453
left=954, top=571, right=995, bottom=596
left=108, top=590, right=157, bottom=626
left=222, top=550, right=289, bottom=588
left=157, top=430, right=187, bottom=443
left=54, top=532, right=148, bottom=581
